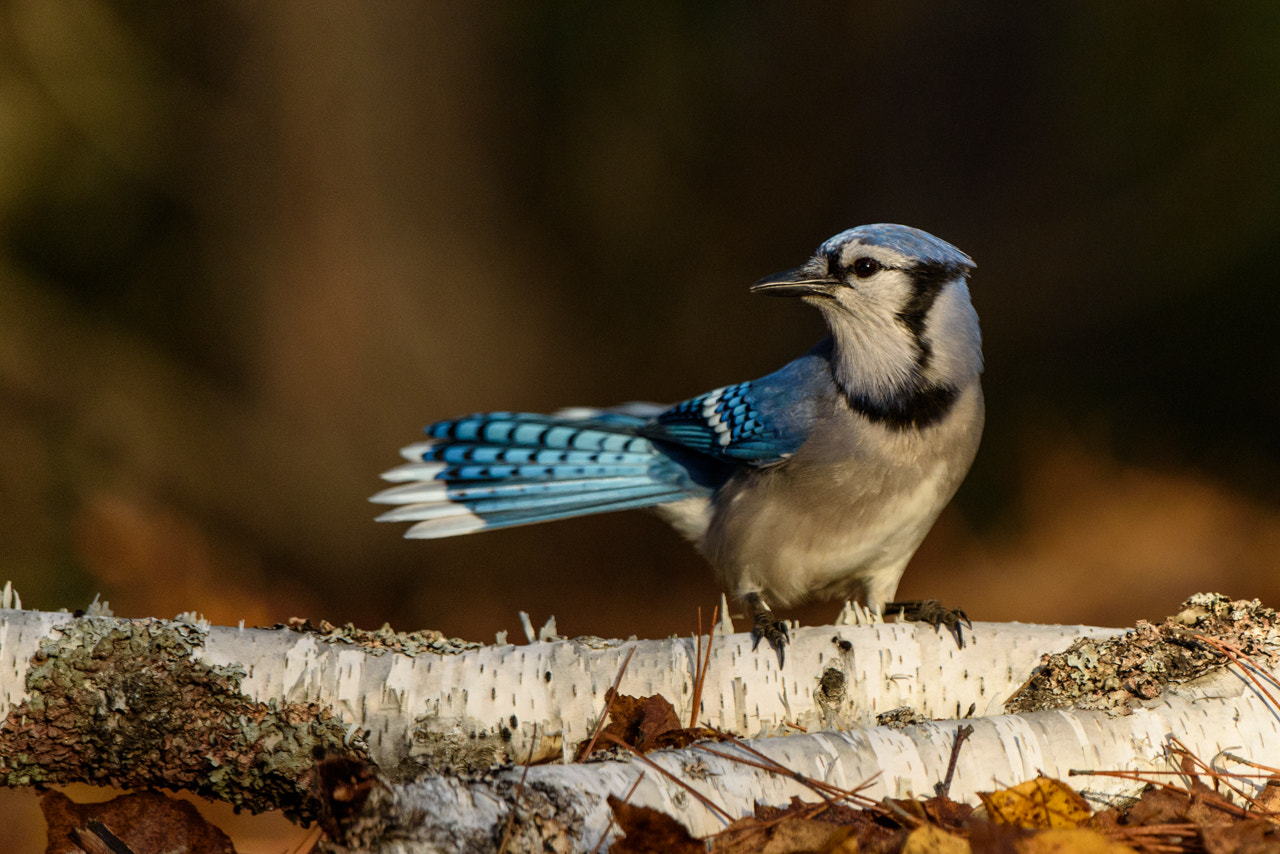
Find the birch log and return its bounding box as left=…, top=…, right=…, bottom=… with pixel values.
left=340, top=663, right=1280, bottom=853
left=0, top=607, right=1117, bottom=784
left=1, top=595, right=1274, bottom=852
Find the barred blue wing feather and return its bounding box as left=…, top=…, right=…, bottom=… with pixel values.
left=646, top=381, right=796, bottom=462
left=371, top=412, right=715, bottom=538
left=641, top=343, right=837, bottom=465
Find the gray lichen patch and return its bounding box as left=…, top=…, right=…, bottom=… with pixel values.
left=0, top=615, right=366, bottom=820
left=491, top=779, right=584, bottom=854
left=876, top=706, right=928, bottom=729
left=408, top=718, right=518, bottom=774
left=318, top=766, right=590, bottom=854
left=285, top=616, right=485, bottom=656
left=813, top=666, right=856, bottom=730
left=1006, top=593, right=1280, bottom=715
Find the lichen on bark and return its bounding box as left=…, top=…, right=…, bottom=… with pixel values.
left=1005, top=593, right=1280, bottom=714
left=0, top=615, right=365, bottom=819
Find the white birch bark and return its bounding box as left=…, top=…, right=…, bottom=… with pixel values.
left=344, top=664, right=1280, bottom=853
left=0, top=607, right=1119, bottom=773
left=7, top=602, right=1272, bottom=853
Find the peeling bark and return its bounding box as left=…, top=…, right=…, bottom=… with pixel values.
left=0, top=609, right=1118, bottom=769
left=0, top=606, right=1114, bottom=820
left=331, top=674, right=1280, bottom=853
left=3, top=595, right=1275, bottom=852
left=0, top=612, right=361, bottom=820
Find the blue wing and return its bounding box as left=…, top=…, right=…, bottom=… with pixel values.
left=642, top=341, right=833, bottom=465
left=373, top=340, right=834, bottom=537
left=644, top=381, right=802, bottom=463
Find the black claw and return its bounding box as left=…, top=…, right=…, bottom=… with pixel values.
left=747, top=596, right=789, bottom=667
left=887, top=599, right=971, bottom=648
left=751, top=623, right=787, bottom=668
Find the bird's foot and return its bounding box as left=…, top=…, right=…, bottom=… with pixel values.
left=745, top=593, right=789, bottom=667
left=887, top=599, right=971, bottom=648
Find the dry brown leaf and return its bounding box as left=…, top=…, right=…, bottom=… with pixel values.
left=714, top=801, right=841, bottom=854
left=1251, top=777, right=1280, bottom=814
left=600, top=694, right=683, bottom=753
left=979, top=777, right=1092, bottom=829
left=315, top=754, right=381, bottom=839
left=750, top=818, right=854, bottom=854
left=608, top=794, right=702, bottom=854
left=922, top=795, right=976, bottom=830
left=902, top=824, right=971, bottom=853
left=636, top=695, right=682, bottom=746
left=1122, top=784, right=1234, bottom=827
left=1201, top=818, right=1280, bottom=854
left=595, top=693, right=720, bottom=755
left=967, top=821, right=1032, bottom=853
left=716, top=797, right=903, bottom=854
left=42, top=789, right=236, bottom=854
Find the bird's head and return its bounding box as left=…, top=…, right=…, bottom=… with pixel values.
left=752, top=224, right=982, bottom=411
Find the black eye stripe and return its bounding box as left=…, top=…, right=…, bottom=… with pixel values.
left=828, top=251, right=901, bottom=282
left=825, top=249, right=845, bottom=278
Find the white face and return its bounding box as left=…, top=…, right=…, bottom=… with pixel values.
left=810, top=241, right=936, bottom=397
left=806, top=238, right=981, bottom=403
left=816, top=240, right=923, bottom=321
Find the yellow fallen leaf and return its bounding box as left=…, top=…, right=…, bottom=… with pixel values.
left=1015, top=827, right=1137, bottom=853
left=815, top=826, right=859, bottom=853
left=902, top=824, right=971, bottom=854
left=979, top=777, right=1092, bottom=829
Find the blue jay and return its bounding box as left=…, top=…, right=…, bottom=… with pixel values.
left=373, top=224, right=983, bottom=664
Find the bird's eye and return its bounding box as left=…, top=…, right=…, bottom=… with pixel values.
left=852, top=257, right=881, bottom=279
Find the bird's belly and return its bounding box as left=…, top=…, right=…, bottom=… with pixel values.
left=706, top=459, right=957, bottom=608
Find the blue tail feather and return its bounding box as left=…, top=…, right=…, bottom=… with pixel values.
left=375, top=412, right=713, bottom=536
left=428, top=413, right=655, bottom=454
left=422, top=444, right=656, bottom=467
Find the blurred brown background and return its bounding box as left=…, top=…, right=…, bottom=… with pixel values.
left=4, top=2, right=1280, bottom=849
left=4, top=1, right=1280, bottom=646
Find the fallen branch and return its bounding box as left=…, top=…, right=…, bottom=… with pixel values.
left=0, top=606, right=1119, bottom=794
left=332, top=666, right=1280, bottom=851
left=3, top=593, right=1275, bottom=851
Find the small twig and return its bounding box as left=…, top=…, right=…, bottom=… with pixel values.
left=70, top=822, right=136, bottom=854
left=689, top=604, right=718, bottom=729
left=933, top=724, right=974, bottom=798
left=710, top=798, right=831, bottom=847
left=1071, top=768, right=1252, bottom=820
left=1109, top=822, right=1201, bottom=853
left=589, top=771, right=647, bottom=854
left=697, top=734, right=882, bottom=813
left=1217, top=753, right=1280, bottom=775
left=1071, top=768, right=1278, bottom=779
left=574, top=646, right=636, bottom=762
left=602, top=732, right=735, bottom=823
left=1191, top=633, right=1280, bottom=705
left=497, top=723, right=538, bottom=854
left=696, top=747, right=834, bottom=807
left=1170, top=736, right=1258, bottom=808
left=692, top=606, right=703, bottom=730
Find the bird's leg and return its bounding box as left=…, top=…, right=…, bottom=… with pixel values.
left=744, top=592, right=789, bottom=667
left=886, top=599, right=971, bottom=648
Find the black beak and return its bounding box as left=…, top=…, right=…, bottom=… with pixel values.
left=750, top=266, right=838, bottom=298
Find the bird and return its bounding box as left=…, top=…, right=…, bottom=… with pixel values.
left=372, top=223, right=984, bottom=664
